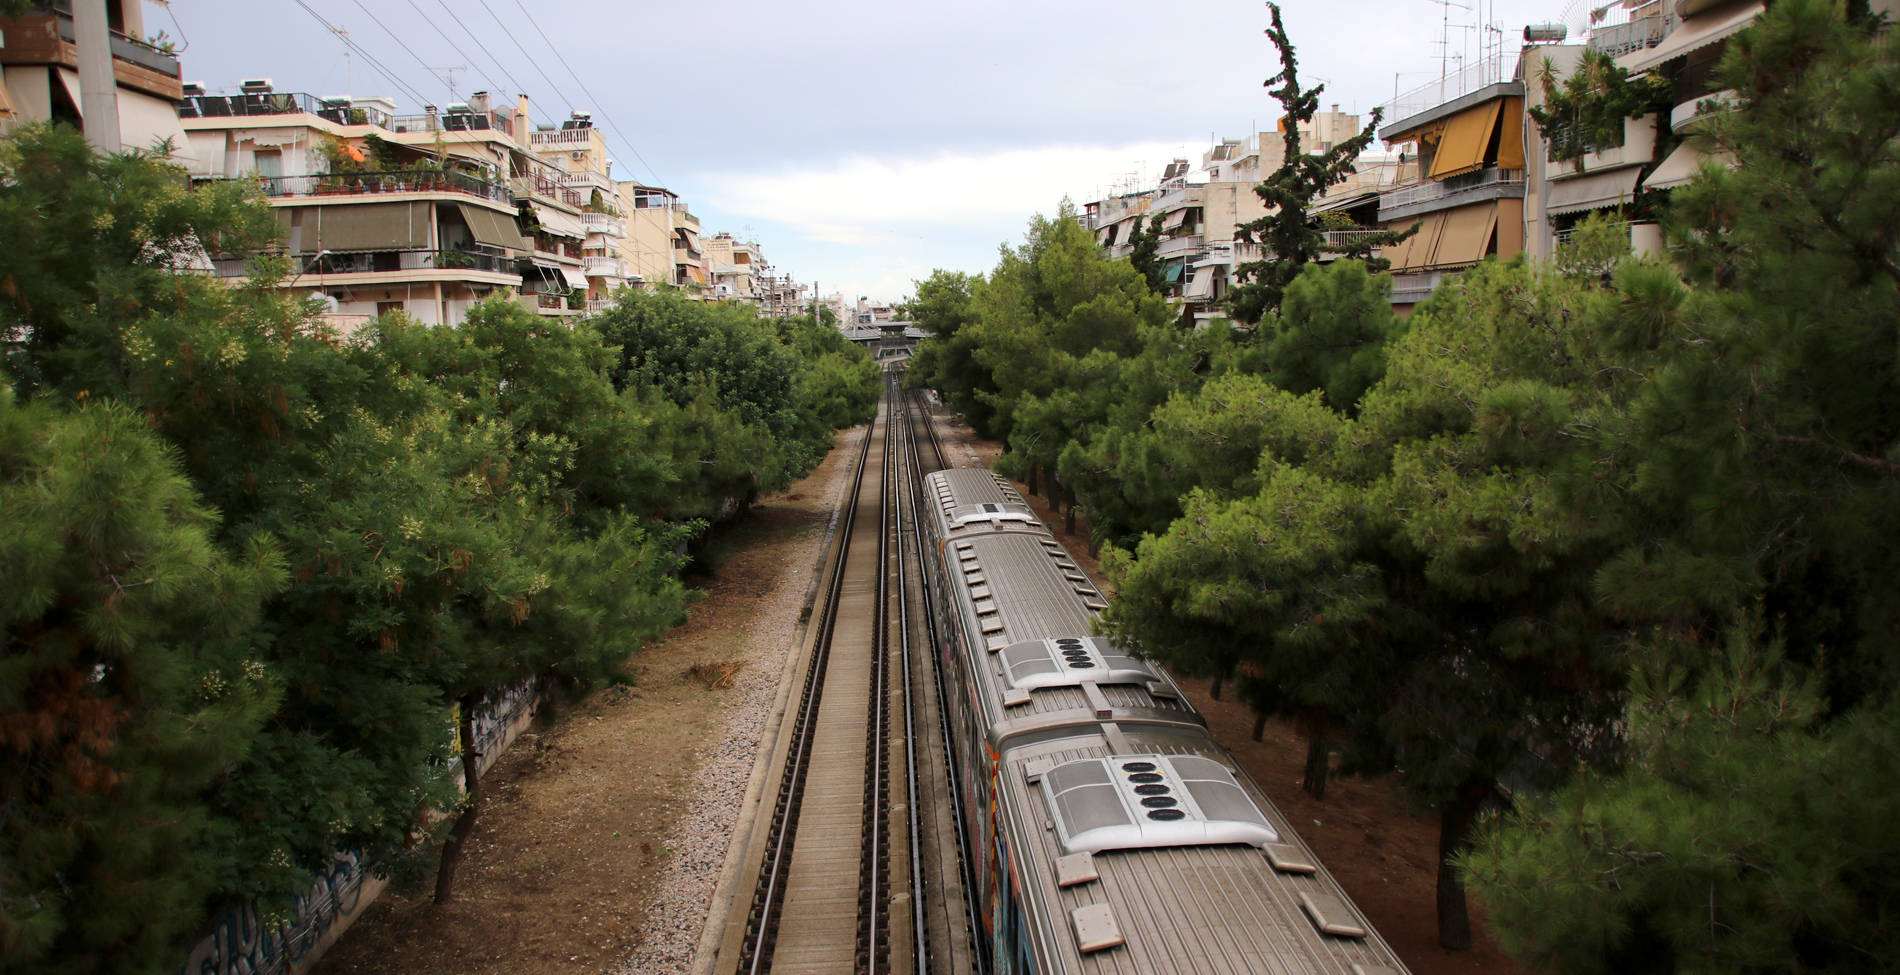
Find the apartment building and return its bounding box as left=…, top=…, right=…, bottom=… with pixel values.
left=703, top=232, right=766, bottom=304
left=0, top=0, right=190, bottom=157
left=1374, top=57, right=1528, bottom=308
left=532, top=112, right=630, bottom=310
left=616, top=182, right=708, bottom=293
left=1084, top=110, right=1362, bottom=325
left=177, top=82, right=603, bottom=327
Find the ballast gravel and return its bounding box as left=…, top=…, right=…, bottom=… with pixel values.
left=611, top=443, right=857, bottom=975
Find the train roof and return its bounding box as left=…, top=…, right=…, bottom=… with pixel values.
left=924, top=468, right=1046, bottom=540
left=996, top=728, right=1411, bottom=974
left=940, top=519, right=1203, bottom=749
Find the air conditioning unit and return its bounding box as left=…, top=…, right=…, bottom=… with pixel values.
left=572, top=151, right=584, bottom=161
left=239, top=78, right=274, bottom=94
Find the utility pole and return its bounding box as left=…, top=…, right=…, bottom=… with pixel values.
left=72, top=0, right=120, bottom=152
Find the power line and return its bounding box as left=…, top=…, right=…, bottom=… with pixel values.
left=292, top=0, right=431, bottom=108
left=405, top=0, right=511, bottom=99
left=470, top=0, right=576, bottom=116
left=347, top=0, right=457, bottom=105
left=430, top=0, right=533, bottom=103
left=505, top=0, right=663, bottom=187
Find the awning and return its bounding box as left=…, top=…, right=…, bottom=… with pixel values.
left=53, top=67, right=82, bottom=115
left=534, top=205, right=587, bottom=239
left=115, top=86, right=196, bottom=161
left=1386, top=212, right=1449, bottom=271
left=527, top=259, right=569, bottom=292
left=560, top=267, right=589, bottom=290
left=241, top=127, right=304, bottom=148
left=1495, top=198, right=1525, bottom=262
left=1496, top=96, right=1526, bottom=171
left=1161, top=208, right=1192, bottom=231
left=1162, top=260, right=1185, bottom=284
left=312, top=202, right=429, bottom=252
left=456, top=203, right=528, bottom=255
left=1183, top=266, right=1215, bottom=299
left=1431, top=102, right=1503, bottom=179
left=676, top=227, right=702, bottom=252
left=1643, top=142, right=1735, bottom=191
left=1384, top=117, right=1447, bottom=149
left=1618, top=1, right=1763, bottom=73
left=1433, top=202, right=1500, bottom=267
left=1546, top=166, right=1642, bottom=215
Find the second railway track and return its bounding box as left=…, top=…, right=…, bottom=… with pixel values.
left=721, top=370, right=976, bottom=975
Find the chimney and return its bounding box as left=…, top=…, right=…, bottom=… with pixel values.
left=514, top=94, right=532, bottom=148
left=467, top=91, right=490, bottom=116
left=424, top=103, right=438, bottom=131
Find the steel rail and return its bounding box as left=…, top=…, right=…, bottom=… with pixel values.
left=741, top=399, right=878, bottom=975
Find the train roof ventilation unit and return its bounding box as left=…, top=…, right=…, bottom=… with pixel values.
left=945, top=501, right=1038, bottom=529
left=1038, top=754, right=1280, bottom=855
left=999, top=638, right=1161, bottom=691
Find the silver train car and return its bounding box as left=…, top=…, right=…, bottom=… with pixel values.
left=920, top=468, right=1410, bottom=975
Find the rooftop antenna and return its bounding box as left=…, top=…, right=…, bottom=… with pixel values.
left=428, top=65, right=468, bottom=99
left=1425, top=0, right=1472, bottom=101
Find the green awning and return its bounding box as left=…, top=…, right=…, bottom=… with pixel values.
left=1162, top=260, right=1185, bottom=284
left=457, top=202, right=529, bottom=256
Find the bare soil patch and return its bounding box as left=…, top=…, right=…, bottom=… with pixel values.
left=313, top=433, right=855, bottom=975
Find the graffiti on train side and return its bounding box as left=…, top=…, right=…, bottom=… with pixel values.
left=179, top=682, right=537, bottom=975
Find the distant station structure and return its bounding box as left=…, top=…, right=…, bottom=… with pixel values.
left=841, top=320, right=924, bottom=364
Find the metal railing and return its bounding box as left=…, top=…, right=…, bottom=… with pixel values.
left=1380, top=167, right=1525, bottom=210
left=511, top=176, right=585, bottom=208
left=1322, top=228, right=1392, bottom=249
left=1379, top=52, right=1520, bottom=127
left=207, top=248, right=517, bottom=278
left=386, top=110, right=513, bottom=136
left=243, top=170, right=512, bottom=205
left=45, top=7, right=181, bottom=76
left=179, top=91, right=393, bottom=128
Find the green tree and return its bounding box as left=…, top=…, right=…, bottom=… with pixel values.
left=0, top=393, right=283, bottom=973
left=1466, top=4, right=1900, bottom=967
left=1225, top=3, right=1414, bottom=324
left=1259, top=258, right=1404, bottom=412
left=1125, top=212, right=1168, bottom=293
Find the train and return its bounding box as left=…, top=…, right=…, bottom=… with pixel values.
left=918, top=466, right=1410, bottom=974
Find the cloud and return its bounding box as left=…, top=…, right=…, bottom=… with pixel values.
left=696, top=141, right=1204, bottom=239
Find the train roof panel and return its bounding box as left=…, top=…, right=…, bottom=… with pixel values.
left=998, top=732, right=1412, bottom=973
left=1038, top=754, right=1280, bottom=855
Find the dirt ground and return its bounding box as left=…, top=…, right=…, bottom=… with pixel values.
left=314, top=419, right=1523, bottom=975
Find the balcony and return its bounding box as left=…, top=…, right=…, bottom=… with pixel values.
left=207, top=248, right=518, bottom=279
left=581, top=212, right=625, bottom=237
left=2, top=6, right=181, bottom=99
left=179, top=91, right=395, bottom=128
left=1671, top=89, right=1738, bottom=133
left=556, top=169, right=616, bottom=197
left=1157, top=234, right=1205, bottom=258
left=243, top=170, right=513, bottom=206
left=1379, top=166, right=1526, bottom=221
left=582, top=256, right=626, bottom=278
left=510, top=175, right=585, bottom=208
left=1549, top=115, right=1658, bottom=177
left=530, top=127, right=594, bottom=149
left=386, top=109, right=513, bottom=137
left=1321, top=228, right=1392, bottom=251
left=1378, top=52, right=1521, bottom=137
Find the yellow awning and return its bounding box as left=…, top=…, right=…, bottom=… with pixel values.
left=1430, top=102, right=1503, bottom=179
left=1496, top=97, right=1526, bottom=171
left=1433, top=202, right=1500, bottom=268
left=1494, top=198, right=1524, bottom=263
left=1387, top=212, right=1450, bottom=271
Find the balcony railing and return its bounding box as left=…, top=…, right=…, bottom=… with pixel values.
left=1322, top=228, right=1391, bottom=250
left=530, top=127, right=595, bottom=148
left=511, top=175, right=585, bottom=208
left=207, top=248, right=517, bottom=278
left=242, top=170, right=512, bottom=205
left=580, top=212, right=625, bottom=237
left=1379, top=52, right=1520, bottom=128
left=179, top=91, right=394, bottom=128
left=582, top=256, right=625, bottom=278
left=1380, top=167, right=1525, bottom=210
left=43, top=6, right=181, bottom=76
left=386, top=110, right=513, bottom=137
left=557, top=169, right=617, bottom=195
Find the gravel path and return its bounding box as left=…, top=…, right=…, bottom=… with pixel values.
left=609, top=438, right=859, bottom=975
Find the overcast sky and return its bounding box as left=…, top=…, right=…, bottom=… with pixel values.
left=163, top=0, right=1582, bottom=302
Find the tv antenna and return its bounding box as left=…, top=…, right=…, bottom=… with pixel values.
left=331, top=26, right=352, bottom=93
left=428, top=65, right=468, bottom=98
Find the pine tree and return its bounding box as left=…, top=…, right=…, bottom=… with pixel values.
left=1225, top=3, right=1415, bottom=324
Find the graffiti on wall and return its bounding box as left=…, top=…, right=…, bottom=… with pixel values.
left=180, top=681, right=538, bottom=975
left=176, top=852, right=372, bottom=975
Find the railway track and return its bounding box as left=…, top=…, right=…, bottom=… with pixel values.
left=722, top=372, right=977, bottom=975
